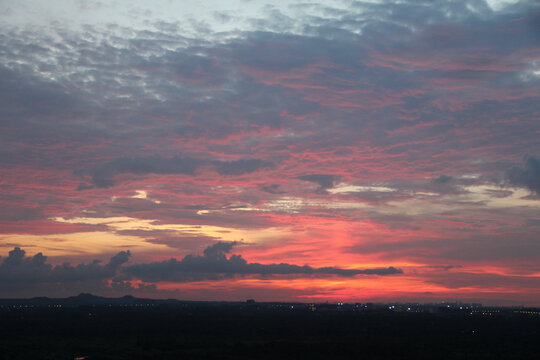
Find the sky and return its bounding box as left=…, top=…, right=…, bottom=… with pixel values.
left=1, top=0, right=540, bottom=305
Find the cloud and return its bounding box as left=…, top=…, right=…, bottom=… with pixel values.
left=433, top=175, right=453, bottom=184
left=1, top=0, right=540, bottom=303
left=298, top=174, right=338, bottom=193
left=506, top=156, right=540, bottom=193
left=0, top=205, right=42, bottom=221
left=123, top=241, right=402, bottom=282
left=0, top=243, right=402, bottom=289
left=202, top=241, right=237, bottom=258
left=0, top=246, right=163, bottom=297
left=76, top=156, right=274, bottom=188
left=260, top=184, right=286, bottom=194
left=213, top=158, right=274, bottom=175
left=115, top=229, right=220, bottom=250
left=424, top=265, right=462, bottom=271
left=0, top=247, right=130, bottom=285
left=423, top=270, right=540, bottom=291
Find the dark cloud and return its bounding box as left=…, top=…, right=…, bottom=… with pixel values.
left=433, top=175, right=453, bottom=184
left=202, top=241, right=237, bottom=258
left=0, top=247, right=130, bottom=285
left=109, top=251, right=131, bottom=269
left=506, top=156, right=540, bottom=193
left=0, top=244, right=402, bottom=290
left=0, top=249, right=164, bottom=298
left=0, top=246, right=148, bottom=300
left=424, top=175, right=472, bottom=196
left=297, top=174, right=338, bottom=193
left=76, top=156, right=274, bottom=188
left=75, top=156, right=199, bottom=189
left=123, top=242, right=402, bottom=282
left=260, top=184, right=286, bottom=194
left=424, top=265, right=462, bottom=271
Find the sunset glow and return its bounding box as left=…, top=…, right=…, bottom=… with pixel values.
left=1, top=0, right=540, bottom=305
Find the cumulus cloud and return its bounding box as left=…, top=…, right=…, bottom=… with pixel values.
left=506, top=156, right=540, bottom=193
left=0, top=247, right=130, bottom=285
left=0, top=244, right=402, bottom=291
left=123, top=241, right=402, bottom=282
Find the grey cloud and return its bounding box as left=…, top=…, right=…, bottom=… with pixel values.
left=76, top=156, right=199, bottom=188
left=202, top=241, right=237, bottom=258
left=0, top=205, right=42, bottom=221
left=364, top=214, right=421, bottom=231
left=109, top=251, right=132, bottom=269
left=213, top=158, right=274, bottom=175
left=424, top=175, right=472, bottom=196
left=0, top=247, right=131, bottom=285
left=76, top=156, right=273, bottom=188
left=424, top=265, right=463, bottom=271
left=483, top=188, right=514, bottom=198
left=1, top=244, right=402, bottom=289
left=260, top=184, right=285, bottom=194
left=433, top=175, right=453, bottom=184
left=0, top=249, right=163, bottom=297
left=123, top=241, right=402, bottom=282
left=2, top=6, right=538, bottom=174
left=506, top=156, right=540, bottom=193
left=525, top=219, right=540, bottom=227
left=298, top=174, right=338, bottom=193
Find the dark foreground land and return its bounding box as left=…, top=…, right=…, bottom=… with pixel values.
left=1, top=296, right=539, bottom=359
